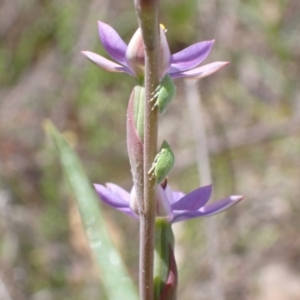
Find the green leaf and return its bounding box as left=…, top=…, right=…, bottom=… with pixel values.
left=44, top=120, right=138, bottom=300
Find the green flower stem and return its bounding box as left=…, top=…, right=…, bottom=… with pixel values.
left=135, top=1, right=160, bottom=300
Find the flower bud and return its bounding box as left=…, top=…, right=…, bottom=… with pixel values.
left=154, top=220, right=177, bottom=300
left=158, top=246, right=177, bottom=300
left=127, top=88, right=144, bottom=213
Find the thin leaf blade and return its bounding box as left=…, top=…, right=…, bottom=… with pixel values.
left=44, top=120, right=138, bottom=300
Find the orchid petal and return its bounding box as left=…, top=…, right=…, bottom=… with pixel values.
left=125, top=28, right=145, bottom=78
left=199, top=195, right=244, bottom=216
left=159, top=26, right=172, bottom=78
left=171, top=191, right=185, bottom=204
left=171, top=61, right=229, bottom=79
left=170, top=40, right=214, bottom=73
left=171, top=184, right=212, bottom=211
left=116, top=207, right=138, bottom=218
left=156, top=185, right=174, bottom=222
left=172, top=195, right=243, bottom=223
left=94, top=184, right=137, bottom=218
left=94, top=184, right=129, bottom=207
left=105, top=183, right=131, bottom=203
left=81, top=51, right=134, bottom=75
left=98, top=21, right=127, bottom=65
left=164, top=184, right=176, bottom=205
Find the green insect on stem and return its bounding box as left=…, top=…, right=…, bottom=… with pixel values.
left=151, top=74, right=176, bottom=114
left=148, top=140, right=175, bottom=184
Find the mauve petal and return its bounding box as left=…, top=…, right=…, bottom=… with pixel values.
left=94, top=184, right=137, bottom=219
left=98, top=21, right=127, bottom=65
left=94, top=184, right=129, bottom=208
left=171, top=184, right=212, bottom=211
left=116, top=207, right=138, bottom=219
left=156, top=185, right=174, bottom=222
left=125, top=28, right=145, bottom=78
left=164, top=184, right=176, bottom=204
left=172, top=195, right=243, bottom=223
left=199, top=195, right=244, bottom=216
left=105, top=183, right=130, bottom=204
left=159, top=26, right=172, bottom=78
left=169, top=40, right=214, bottom=73
left=81, top=51, right=134, bottom=74
left=171, top=191, right=185, bottom=204
left=171, top=61, right=229, bottom=79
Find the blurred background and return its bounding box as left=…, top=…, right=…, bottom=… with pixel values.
left=0, top=0, right=300, bottom=299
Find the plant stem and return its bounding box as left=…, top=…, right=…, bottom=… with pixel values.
left=134, top=1, right=160, bottom=300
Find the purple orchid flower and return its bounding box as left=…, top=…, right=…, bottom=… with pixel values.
left=94, top=182, right=243, bottom=223
left=82, top=21, right=228, bottom=80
